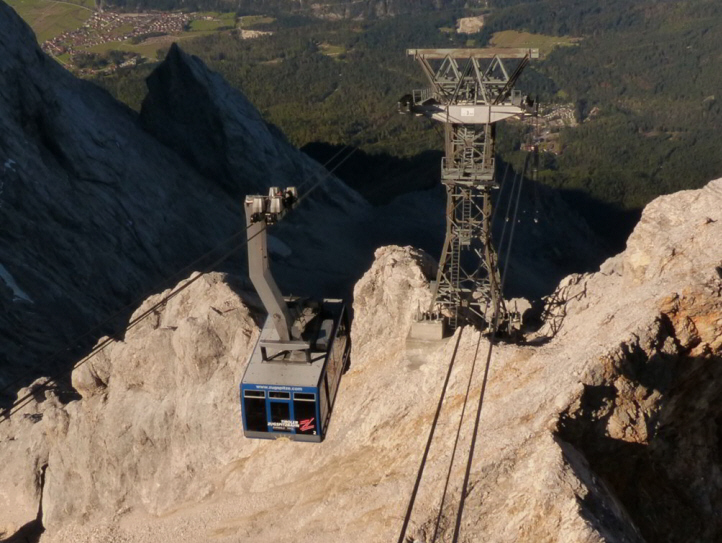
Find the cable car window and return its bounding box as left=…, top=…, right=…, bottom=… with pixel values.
left=244, top=390, right=265, bottom=398
left=269, top=391, right=290, bottom=399
left=244, top=397, right=268, bottom=432
left=294, top=393, right=316, bottom=401
left=270, top=401, right=291, bottom=432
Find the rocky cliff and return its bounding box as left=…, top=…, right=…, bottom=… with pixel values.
left=0, top=0, right=368, bottom=400
left=1, top=179, right=720, bottom=542
left=3, top=0, right=720, bottom=539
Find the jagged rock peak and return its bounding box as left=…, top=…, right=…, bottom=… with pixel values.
left=0, top=273, right=259, bottom=536
left=352, top=245, right=435, bottom=364
left=138, top=43, right=373, bottom=297
left=534, top=178, right=722, bottom=542
left=140, top=43, right=362, bottom=202
left=0, top=0, right=46, bottom=62
left=141, top=43, right=278, bottom=194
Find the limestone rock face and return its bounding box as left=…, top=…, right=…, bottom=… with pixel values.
left=141, top=44, right=320, bottom=196
left=536, top=179, right=722, bottom=542
left=0, top=246, right=439, bottom=540
left=0, top=273, right=258, bottom=534
left=0, top=378, right=55, bottom=537
left=0, top=0, right=238, bottom=395
left=0, top=0, right=720, bottom=536
left=351, top=245, right=435, bottom=365
left=1, top=179, right=719, bottom=542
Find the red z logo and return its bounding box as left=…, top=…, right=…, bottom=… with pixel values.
left=299, top=418, right=315, bottom=432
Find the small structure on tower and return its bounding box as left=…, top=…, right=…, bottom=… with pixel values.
left=400, top=48, right=538, bottom=337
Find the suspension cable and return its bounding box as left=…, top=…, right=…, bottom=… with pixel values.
left=490, top=162, right=511, bottom=227
left=499, top=153, right=530, bottom=280
left=431, top=162, right=522, bottom=540
left=0, top=136, right=367, bottom=401
left=1, top=231, right=257, bottom=422
left=0, top=229, right=247, bottom=399
left=403, top=143, right=533, bottom=543
left=450, top=316, right=498, bottom=543
left=495, top=165, right=519, bottom=263
left=395, top=148, right=532, bottom=540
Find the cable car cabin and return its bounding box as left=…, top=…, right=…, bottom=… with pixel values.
left=241, top=299, right=350, bottom=442
left=240, top=188, right=350, bottom=443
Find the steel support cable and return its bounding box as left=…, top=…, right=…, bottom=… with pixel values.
left=450, top=152, right=529, bottom=543
left=0, top=227, right=248, bottom=400
left=397, top=52, right=533, bottom=542
left=499, top=153, right=529, bottom=279
left=495, top=165, right=520, bottom=265
left=530, top=100, right=542, bottom=220
left=296, top=144, right=355, bottom=193
left=360, top=108, right=447, bottom=204
left=296, top=142, right=365, bottom=206
left=1, top=144, right=350, bottom=421
left=397, top=116, right=532, bottom=543
left=396, top=329, right=464, bottom=543
left=296, top=105, right=420, bottom=211
left=0, top=232, right=258, bottom=401
left=0, top=133, right=375, bottom=424
left=296, top=104, right=398, bottom=196
left=0, top=226, right=263, bottom=424
left=449, top=316, right=498, bottom=543
left=490, top=162, right=511, bottom=227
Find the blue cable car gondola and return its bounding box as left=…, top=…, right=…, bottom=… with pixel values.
left=240, top=188, right=351, bottom=442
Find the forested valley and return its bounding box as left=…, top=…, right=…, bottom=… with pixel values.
left=89, top=0, right=722, bottom=249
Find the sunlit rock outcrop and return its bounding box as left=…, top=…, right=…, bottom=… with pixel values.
left=1, top=180, right=720, bottom=542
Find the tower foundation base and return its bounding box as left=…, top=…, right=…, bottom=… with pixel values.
left=408, top=318, right=446, bottom=341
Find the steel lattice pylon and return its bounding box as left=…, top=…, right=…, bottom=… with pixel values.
left=400, top=48, right=537, bottom=331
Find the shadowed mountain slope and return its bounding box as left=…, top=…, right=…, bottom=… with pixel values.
left=0, top=1, right=368, bottom=400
